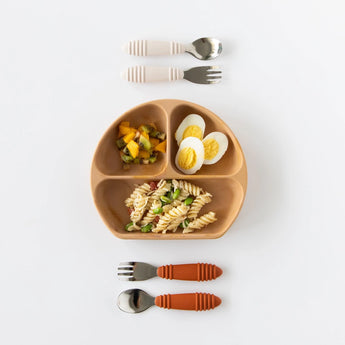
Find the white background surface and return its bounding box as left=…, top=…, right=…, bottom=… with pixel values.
left=1, top=1, right=345, bottom=344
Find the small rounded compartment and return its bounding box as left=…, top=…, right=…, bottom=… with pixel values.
left=93, top=177, right=245, bottom=239
left=170, top=104, right=244, bottom=176
left=93, top=103, right=168, bottom=176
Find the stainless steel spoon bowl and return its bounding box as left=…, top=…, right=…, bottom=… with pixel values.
left=117, top=289, right=155, bottom=314
left=186, top=37, right=222, bottom=60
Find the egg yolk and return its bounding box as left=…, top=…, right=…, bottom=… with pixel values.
left=177, top=147, right=197, bottom=170
left=182, top=125, right=203, bottom=141
left=203, top=138, right=219, bottom=160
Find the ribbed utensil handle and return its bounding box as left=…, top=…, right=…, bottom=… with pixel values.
left=155, top=293, right=221, bottom=311
left=157, top=263, right=223, bottom=281
left=123, top=40, right=185, bottom=56
left=121, top=66, right=184, bottom=83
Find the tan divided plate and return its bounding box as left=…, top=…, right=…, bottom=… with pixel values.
left=91, top=99, right=247, bottom=239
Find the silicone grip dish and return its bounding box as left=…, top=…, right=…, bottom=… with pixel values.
left=90, top=99, right=247, bottom=239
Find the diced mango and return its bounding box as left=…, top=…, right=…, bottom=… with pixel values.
left=119, top=125, right=136, bottom=137
left=126, top=140, right=139, bottom=158
left=123, top=132, right=135, bottom=144
left=154, top=140, right=166, bottom=153
left=120, top=121, right=130, bottom=127
left=141, top=131, right=150, bottom=140
left=149, top=137, right=160, bottom=147
left=138, top=150, right=150, bottom=159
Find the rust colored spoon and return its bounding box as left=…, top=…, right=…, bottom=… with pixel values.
left=117, top=289, right=222, bottom=313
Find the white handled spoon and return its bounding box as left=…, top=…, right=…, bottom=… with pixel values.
left=122, top=37, right=222, bottom=60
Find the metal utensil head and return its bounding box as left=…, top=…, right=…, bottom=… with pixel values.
left=183, top=66, right=222, bottom=84
left=117, top=289, right=155, bottom=313
left=186, top=37, right=222, bottom=60
left=117, top=262, right=158, bottom=281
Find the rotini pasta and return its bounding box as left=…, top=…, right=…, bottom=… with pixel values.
left=141, top=199, right=160, bottom=225
left=130, top=194, right=149, bottom=223
left=125, top=183, right=151, bottom=207
left=124, top=179, right=216, bottom=234
left=171, top=199, right=183, bottom=207
left=183, top=211, right=217, bottom=233
left=162, top=204, right=174, bottom=213
left=187, top=193, right=212, bottom=219
left=154, top=204, right=189, bottom=233
left=179, top=180, right=203, bottom=196
left=146, top=179, right=171, bottom=210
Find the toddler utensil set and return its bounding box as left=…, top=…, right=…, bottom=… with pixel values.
left=121, top=37, right=222, bottom=84
left=117, top=262, right=223, bottom=313
left=110, top=38, right=231, bottom=314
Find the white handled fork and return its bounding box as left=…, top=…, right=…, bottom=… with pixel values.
left=121, top=66, right=222, bottom=84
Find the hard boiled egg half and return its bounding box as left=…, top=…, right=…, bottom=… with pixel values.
left=175, top=114, right=205, bottom=145
left=202, top=132, right=228, bottom=165
left=175, top=137, right=204, bottom=174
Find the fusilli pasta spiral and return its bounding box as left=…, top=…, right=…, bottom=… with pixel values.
left=146, top=179, right=171, bottom=210
left=187, top=193, right=212, bottom=219
left=141, top=199, right=160, bottom=225
left=183, top=211, right=217, bottom=233
left=153, top=204, right=189, bottom=233
left=179, top=180, right=203, bottom=196
left=130, top=194, right=149, bottom=223
left=125, top=183, right=151, bottom=207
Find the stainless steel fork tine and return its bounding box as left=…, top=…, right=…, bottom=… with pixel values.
left=207, top=76, right=222, bottom=80
left=117, top=267, right=133, bottom=271
left=183, top=66, right=222, bottom=84
left=206, top=80, right=221, bottom=84
left=197, top=66, right=214, bottom=72
left=117, top=272, right=134, bottom=277
left=119, top=262, right=135, bottom=266
left=117, top=276, right=135, bottom=281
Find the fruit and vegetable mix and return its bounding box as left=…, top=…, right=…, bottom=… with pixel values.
left=116, top=122, right=166, bottom=167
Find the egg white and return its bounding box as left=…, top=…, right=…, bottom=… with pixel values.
left=175, top=137, right=204, bottom=174
left=175, top=114, right=205, bottom=145
left=202, top=132, right=228, bottom=165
